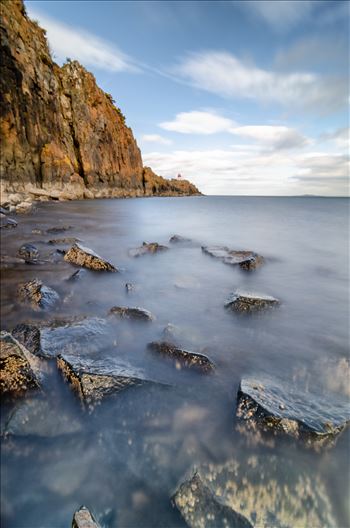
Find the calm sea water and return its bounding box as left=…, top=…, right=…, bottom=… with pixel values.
left=1, top=196, right=349, bottom=527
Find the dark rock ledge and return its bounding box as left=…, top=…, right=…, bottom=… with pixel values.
left=225, top=291, right=280, bottom=313
left=202, top=246, right=264, bottom=271
left=148, top=341, right=215, bottom=373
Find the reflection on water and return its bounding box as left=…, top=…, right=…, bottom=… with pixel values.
left=1, top=196, right=349, bottom=527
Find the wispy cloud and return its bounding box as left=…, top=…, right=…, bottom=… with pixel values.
left=27, top=9, right=139, bottom=73
left=172, top=51, right=347, bottom=113
left=240, top=1, right=315, bottom=31
left=159, top=111, right=235, bottom=134
left=141, top=134, right=172, bottom=145
left=229, top=126, right=309, bottom=150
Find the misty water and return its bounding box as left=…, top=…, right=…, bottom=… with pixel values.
left=1, top=196, right=349, bottom=528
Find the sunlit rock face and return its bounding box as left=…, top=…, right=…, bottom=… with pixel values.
left=0, top=1, right=200, bottom=203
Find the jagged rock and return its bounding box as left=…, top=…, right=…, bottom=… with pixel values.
left=110, top=306, right=154, bottom=321
left=225, top=291, right=279, bottom=313
left=125, top=282, right=134, bottom=292
left=72, top=506, right=100, bottom=528
left=169, top=235, right=192, bottom=244
left=129, top=242, right=169, bottom=258
left=0, top=212, right=17, bottom=229
left=48, top=237, right=80, bottom=245
left=173, top=472, right=253, bottom=528
left=236, top=376, right=350, bottom=447
left=17, top=243, right=39, bottom=263
left=0, top=332, right=40, bottom=396
left=148, top=342, right=215, bottom=373
left=64, top=243, right=116, bottom=271
left=202, top=246, right=264, bottom=271
left=12, top=324, right=41, bottom=356
left=17, top=278, right=59, bottom=310
left=143, top=167, right=200, bottom=197
left=67, top=268, right=87, bottom=281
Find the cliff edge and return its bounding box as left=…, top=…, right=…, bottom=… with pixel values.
left=0, top=0, right=200, bottom=205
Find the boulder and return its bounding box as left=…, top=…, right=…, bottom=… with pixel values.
left=17, top=243, right=39, bottom=263
left=202, top=246, right=264, bottom=271
left=109, top=306, right=154, bottom=321
left=0, top=212, right=17, bottom=229
left=148, top=342, right=215, bottom=373
left=0, top=332, right=40, bottom=396
left=64, top=243, right=116, bottom=271
left=129, top=242, right=169, bottom=258
left=236, top=375, right=350, bottom=447
left=173, top=472, right=253, bottom=528
left=169, top=235, right=191, bottom=244
left=17, top=278, right=60, bottom=310
left=225, top=291, right=279, bottom=313
left=72, top=506, right=100, bottom=528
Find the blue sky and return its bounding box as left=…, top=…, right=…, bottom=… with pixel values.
left=26, top=0, right=349, bottom=195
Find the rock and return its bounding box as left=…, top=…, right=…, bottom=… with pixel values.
left=17, top=243, right=39, bottom=263
left=0, top=255, right=25, bottom=268
left=0, top=332, right=40, bottom=396
left=129, top=242, right=169, bottom=258
left=67, top=269, right=88, bottom=282
left=72, top=506, right=100, bottom=528
left=173, top=472, right=253, bottom=528
left=12, top=324, right=42, bottom=356
left=48, top=237, right=80, bottom=245
left=64, top=243, right=117, bottom=271
left=225, top=291, right=279, bottom=313
left=15, top=201, right=32, bottom=214
left=0, top=206, right=9, bottom=214
left=109, top=306, right=154, bottom=321
left=0, top=213, right=17, bottom=229
left=236, top=375, right=350, bottom=447
left=148, top=342, right=215, bottom=373
left=125, top=282, right=134, bottom=292
left=17, top=278, right=60, bottom=310
left=46, top=226, right=72, bottom=234
left=169, top=235, right=192, bottom=244
left=48, top=249, right=66, bottom=263
left=202, top=246, right=264, bottom=271
left=143, top=167, right=200, bottom=197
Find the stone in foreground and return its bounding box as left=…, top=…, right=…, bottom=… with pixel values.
left=110, top=306, right=154, bottom=321
left=236, top=375, right=350, bottom=447
left=129, top=242, right=169, bottom=257
left=17, top=243, right=39, bottom=263
left=225, top=291, right=279, bottom=313
left=72, top=506, right=100, bottom=528
left=148, top=341, right=214, bottom=373
left=173, top=472, right=253, bottom=528
left=0, top=332, right=40, bottom=396
left=202, top=246, right=264, bottom=271
left=64, top=243, right=116, bottom=271
left=17, top=278, right=59, bottom=310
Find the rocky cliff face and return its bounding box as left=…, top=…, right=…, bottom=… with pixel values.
left=0, top=0, right=199, bottom=204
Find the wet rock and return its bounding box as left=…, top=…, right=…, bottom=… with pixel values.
left=236, top=375, right=350, bottom=447
left=46, top=225, right=72, bottom=234
left=48, top=237, right=80, bottom=245
left=225, top=291, right=279, bottom=313
left=48, top=249, right=66, bottom=263
left=17, top=278, right=60, bottom=310
left=202, top=246, right=264, bottom=271
left=67, top=269, right=88, bottom=282
left=173, top=472, right=253, bottom=528
left=129, top=242, right=169, bottom=258
left=169, top=235, right=191, bottom=244
left=0, top=213, right=17, bottom=229
left=0, top=206, right=9, bottom=214
left=15, top=201, right=33, bottom=214
left=0, top=332, right=40, bottom=396
left=72, top=506, right=101, bottom=528
left=17, top=243, right=39, bottom=263
left=110, top=306, right=154, bottom=321
left=125, top=282, right=134, bottom=292
left=148, top=342, right=215, bottom=373
left=64, top=243, right=117, bottom=271
left=12, top=324, right=42, bottom=356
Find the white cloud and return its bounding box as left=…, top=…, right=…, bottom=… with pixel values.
left=159, top=110, right=235, bottom=134
left=229, top=125, right=308, bottom=149
left=173, top=51, right=347, bottom=113
left=27, top=9, right=138, bottom=73
left=241, top=1, right=315, bottom=31
left=141, top=134, right=172, bottom=145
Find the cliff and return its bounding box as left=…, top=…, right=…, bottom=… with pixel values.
left=0, top=0, right=200, bottom=204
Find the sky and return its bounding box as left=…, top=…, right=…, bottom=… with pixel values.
left=26, top=0, right=349, bottom=196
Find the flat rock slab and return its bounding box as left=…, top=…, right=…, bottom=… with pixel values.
left=225, top=291, right=279, bottom=313
left=110, top=306, right=154, bottom=321
left=173, top=472, right=253, bottom=528
left=0, top=213, right=17, bottom=229
left=72, top=506, right=100, bottom=528
left=237, top=375, right=350, bottom=447
left=64, top=243, right=116, bottom=271
left=202, top=246, right=264, bottom=271
left=17, top=278, right=60, bottom=310
left=129, top=242, right=169, bottom=258
left=148, top=341, right=215, bottom=373
left=0, top=332, right=40, bottom=396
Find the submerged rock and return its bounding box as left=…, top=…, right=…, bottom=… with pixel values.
left=129, top=242, right=169, bottom=258
left=169, top=235, right=192, bottom=244
left=64, top=243, right=116, bottom=271
left=72, top=506, right=101, bottom=528
left=202, top=246, right=264, bottom=271
left=125, top=282, right=134, bottom=292
left=0, top=213, right=17, bottom=229
left=46, top=225, right=72, bottom=234
left=110, top=306, right=154, bottom=321
left=17, top=278, right=60, bottom=310
left=173, top=472, right=253, bottom=528
left=225, top=291, right=279, bottom=313
left=236, top=375, right=350, bottom=447
left=148, top=342, right=215, bottom=373
left=0, top=332, right=40, bottom=396
left=17, top=243, right=39, bottom=263
left=66, top=269, right=88, bottom=282
left=48, top=237, right=80, bottom=245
